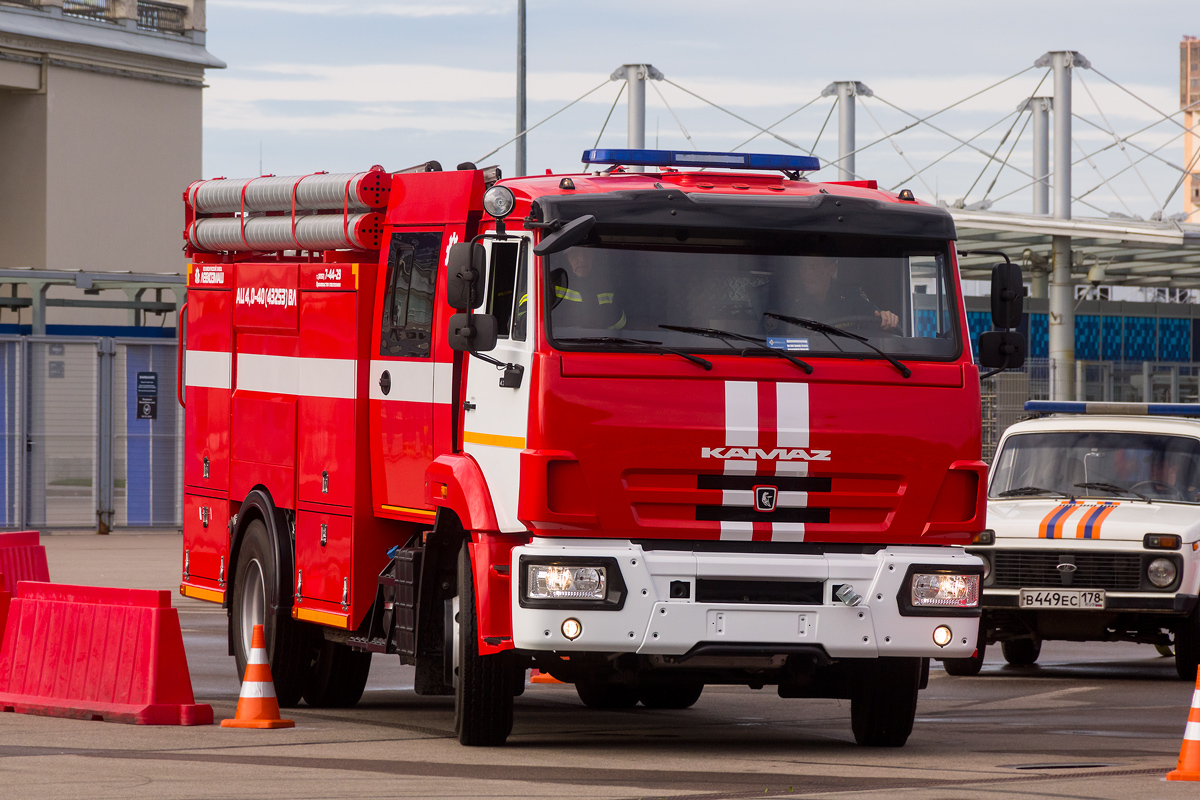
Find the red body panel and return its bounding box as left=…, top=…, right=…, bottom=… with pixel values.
left=184, top=288, right=231, bottom=492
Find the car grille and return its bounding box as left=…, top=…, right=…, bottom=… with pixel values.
left=990, top=550, right=1142, bottom=591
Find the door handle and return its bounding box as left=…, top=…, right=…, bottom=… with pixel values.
left=379, top=369, right=391, bottom=395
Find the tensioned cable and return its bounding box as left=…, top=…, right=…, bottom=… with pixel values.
left=809, top=97, right=838, bottom=156
left=649, top=79, right=698, bottom=150
left=1158, top=140, right=1200, bottom=215
left=662, top=77, right=807, bottom=152
left=474, top=78, right=611, bottom=163
left=728, top=95, right=823, bottom=152
left=1073, top=113, right=1192, bottom=174
left=1073, top=136, right=1137, bottom=218
left=961, top=105, right=1028, bottom=203
left=1091, top=66, right=1194, bottom=134
left=979, top=107, right=1034, bottom=205
left=824, top=66, right=1039, bottom=168
left=859, top=97, right=936, bottom=197
left=591, top=82, right=625, bottom=149
left=887, top=109, right=1020, bottom=191
left=1077, top=72, right=1161, bottom=210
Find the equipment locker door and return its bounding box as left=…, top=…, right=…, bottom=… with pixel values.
left=461, top=236, right=533, bottom=532
left=370, top=229, right=449, bottom=513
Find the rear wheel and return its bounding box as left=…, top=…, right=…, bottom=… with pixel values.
left=453, top=542, right=515, bottom=745
left=303, top=639, right=372, bottom=708
left=575, top=682, right=640, bottom=709
left=639, top=683, right=704, bottom=709
left=231, top=518, right=313, bottom=708
left=1001, top=637, right=1041, bottom=666
left=850, top=657, right=921, bottom=747
left=1175, top=606, right=1200, bottom=681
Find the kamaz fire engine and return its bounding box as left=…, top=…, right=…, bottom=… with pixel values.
left=948, top=401, right=1200, bottom=680
left=178, top=148, right=1024, bottom=746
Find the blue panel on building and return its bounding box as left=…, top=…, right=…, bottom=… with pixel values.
left=1102, top=317, right=1123, bottom=361
left=1160, top=318, right=1191, bottom=362
left=1124, top=317, right=1157, bottom=361
left=1075, top=315, right=1100, bottom=361
left=966, top=311, right=991, bottom=359
left=1029, top=313, right=1048, bottom=358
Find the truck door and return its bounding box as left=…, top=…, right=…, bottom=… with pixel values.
left=461, top=236, right=532, bottom=532
left=370, top=229, right=449, bottom=513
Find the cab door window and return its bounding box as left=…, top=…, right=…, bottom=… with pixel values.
left=381, top=231, right=442, bottom=357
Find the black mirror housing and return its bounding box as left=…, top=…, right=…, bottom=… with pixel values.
left=533, top=215, right=596, bottom=256
left=990, top=262, right=1024, bottom=329
left=446, top=242, right=486, bottom=310
left=978, top=330, right=1026, bottom=370
left=448, top=312, right=498, bottom=352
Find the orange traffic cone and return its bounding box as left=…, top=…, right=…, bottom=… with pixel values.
left=221, top=624, right=295, bottom=729
left=530, top=668, right=563, bottom=684
left=1168, top=666, right=1200, bottom=780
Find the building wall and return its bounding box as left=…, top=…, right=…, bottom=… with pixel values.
left=0, top=89, right=48, bottom=272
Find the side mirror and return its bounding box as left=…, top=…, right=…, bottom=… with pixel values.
left=990, top=262, right=1024, bottom=329
left=448, top=312, right=498, bottom=352
left=978, top=330, right=1026, bottom=370
left=533, top=215, right=596, bottom=256
left=446, top=242, right=486, bottom=310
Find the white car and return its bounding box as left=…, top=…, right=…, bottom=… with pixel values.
left=944, top=401, right=1200, bottom=680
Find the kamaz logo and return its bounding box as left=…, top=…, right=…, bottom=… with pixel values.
left=701, top=447, right=831, bottom=461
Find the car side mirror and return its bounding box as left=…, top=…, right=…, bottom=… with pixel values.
left=978, top=330, right=1026, bottom=371
left=990, top=262, right=1024, bottom=330
left=448, top=312, right=498, bottom=352
left=446, top=242, right=486, bottom=310
left=533, top=215, right=596, bottom=257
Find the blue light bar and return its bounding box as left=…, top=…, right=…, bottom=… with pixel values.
left=581, top=148, right=821, bottom=172
left=1025, top=401, right=1200, bottom=417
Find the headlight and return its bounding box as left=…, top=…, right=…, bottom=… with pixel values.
left=483, top=185, right=516, bottom=218
left=1147, top=557, right=1177, bottom=588
left=526, top=564, right=607, bottom=600
left=911, top=573, right=980, bottom=607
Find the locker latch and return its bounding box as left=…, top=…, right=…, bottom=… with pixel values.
left=200, top=506, right=210, bottom=528
left=295, top=569, right=303, bottom=601
left=203, top=456, right=209, bottom=480
left=321, top=470, right=329, bottom=494
left=342, top=577, right=350, bottom=611
left=320, top=523, right=327, bottom=548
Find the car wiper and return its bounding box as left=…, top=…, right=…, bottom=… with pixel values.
left=657, top=325, right=813, bottom=374
left=996, top=486, right=1075, bottom=499
left=763, top=312, right=911, bottom=379
left=555, top=336, right=713, bottom=370
left=1074, top=481, right=1152, bottom=503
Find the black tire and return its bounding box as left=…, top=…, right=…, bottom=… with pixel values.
left=639, top=683, right=704, bottom=709
left=942, top=637, right=987, bottom=677
left=1001, top=637, right=1041, bottom=666
left=231, top=518, right=313, bottom=708
left=454, top=542, right=515, bottom=746
left=1175, top=605, right=1200, bottom=681
left=575, top=682, right=640, bottom=709
left=303, top=639, right=372, bottom=708
left=850, top=657, right=921, bottom=748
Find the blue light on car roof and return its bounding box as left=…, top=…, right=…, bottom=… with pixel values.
left=1025, top=401, right=1200, bottom=417
left=581, top=148, right=821, bottom=172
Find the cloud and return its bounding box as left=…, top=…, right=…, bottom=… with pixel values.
left=207, top=0, right=504, bottom=16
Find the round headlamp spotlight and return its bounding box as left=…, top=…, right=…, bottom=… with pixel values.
left=483, top=185, right=516, bottom=219
left=932, top=625, right=953, bottom=648
left=1148, top=557, right=1177, bottom=588
left=561, top=618, right=582, bottom=640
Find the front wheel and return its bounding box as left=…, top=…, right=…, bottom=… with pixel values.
left=575, top=682, right=639, bottom=709
left=1001, top=637, right=1041, bottom=666
left=1175, top=606, right=1200, bottom=680
left=231, top=518, right=313, bottom=708
left=850, top=657, right=921, bottom=747
left=639, top=683, right=703, bottom=709
left=941, top=639, right=986, bottom=677
left=453, top=542, right=515, bottom=746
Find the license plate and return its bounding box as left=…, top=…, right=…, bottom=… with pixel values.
left=1019, top=589, right=1105, bottom=609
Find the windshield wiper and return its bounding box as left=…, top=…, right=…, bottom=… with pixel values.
left=554, top=336, right=712, bottom=370
left=997, top=486, right=1076, bottom=499
left=764, top=312, right=911, bottom=379
left=1074, top=481, right=1152, bottom=503
left=657, top=325, right=813, bottom=374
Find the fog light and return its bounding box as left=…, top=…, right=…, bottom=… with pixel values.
left=482, top=185, right=516, bottom=218
left=911, top=573, right=980, bottom=607
left=561, top=618, right=582, bottom=640
left=1147, top=557, right=1177, bottom=588
left=933, top=625, right=953, bottom=647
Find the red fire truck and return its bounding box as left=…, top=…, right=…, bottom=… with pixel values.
left=178, top=148, right=1024, bottom=746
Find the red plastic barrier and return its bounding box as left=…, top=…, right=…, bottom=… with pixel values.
left=0, top=582, right=213, bottom=725
left=0, top=531, right=49, bottom=594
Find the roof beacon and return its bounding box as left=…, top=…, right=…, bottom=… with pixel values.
left=1025, top=401, right=1200, bottom=417
left=582, top=148, right=821, bottom=174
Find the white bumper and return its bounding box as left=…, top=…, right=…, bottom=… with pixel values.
left=510, top=539, right=983, bottom=659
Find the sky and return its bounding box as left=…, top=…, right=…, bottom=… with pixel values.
left=200, top=0, right=1198, bottom=220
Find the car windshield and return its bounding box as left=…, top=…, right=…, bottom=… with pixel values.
left=544, top=236, right=959, bottom=359
left=989, top=430, right=1200, bottom=504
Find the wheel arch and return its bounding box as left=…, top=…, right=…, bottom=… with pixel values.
left=227, top=486, right=295, bottom=617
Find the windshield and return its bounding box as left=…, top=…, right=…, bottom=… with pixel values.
left=544, top=237, right=959, bottom=359
left=990, top=430, right=1200, bottom=503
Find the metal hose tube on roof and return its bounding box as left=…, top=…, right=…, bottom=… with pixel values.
left=186, top=213, right=383, bottom=253
left=186, top=171, right=389, bottom=214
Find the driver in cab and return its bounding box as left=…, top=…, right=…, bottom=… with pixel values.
left=551, top=248, right=627, bottom=331
left=767, top=256, right=899, bottom=335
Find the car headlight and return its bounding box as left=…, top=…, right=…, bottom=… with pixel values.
left=911, top=573, right=980, bottom=607
left=482, top=185, right=516, bottom=219
left=1147, top=557, right=1177, bottom=588
left=526, top=564, right=607, bottom=600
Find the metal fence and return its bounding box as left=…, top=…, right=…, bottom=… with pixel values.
left=0, top=336, right=181, bottom=530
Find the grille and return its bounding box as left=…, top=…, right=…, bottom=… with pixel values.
left=991, top=550, right=1142, bottom=591
left=696, top=579, right=823, bottom=605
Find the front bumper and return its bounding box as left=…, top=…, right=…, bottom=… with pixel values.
left=510, top=539, right=983, bottom=659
